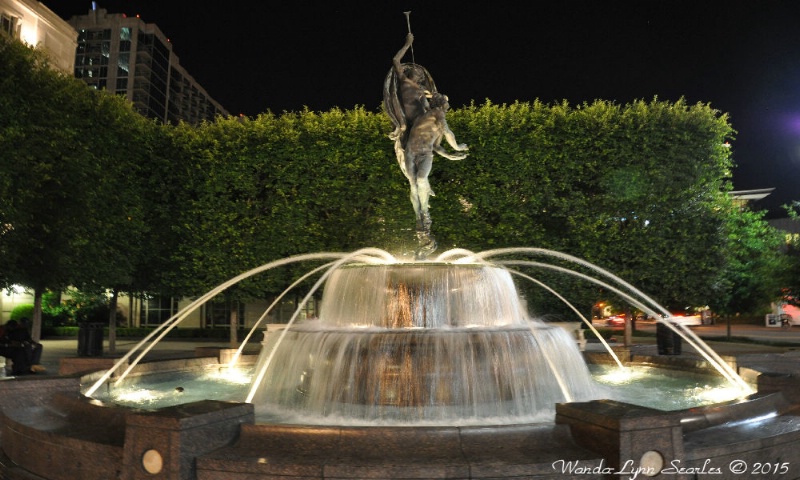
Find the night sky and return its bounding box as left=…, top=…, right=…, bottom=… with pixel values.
left=47, top=0, right=800, bottom=217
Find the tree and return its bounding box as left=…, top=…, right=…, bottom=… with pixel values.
left=0, top=35, right=152, bottom=342
left=69, top=97, right=160, bottom=352
left=163, top=109, right=401, bottom=338
left=708, top=203, right=787, bottom=335
left=1, top=35, right=97, bottom=339
left=157, top=99, right=751, bottom=324
left=765, top=202, right=800, bottom=311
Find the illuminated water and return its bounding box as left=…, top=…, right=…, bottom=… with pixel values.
left=90, top=364, right=747, bottom=418
left=590, top=364, right=747, bottom=411
left=90, top=366, right=252, bottom=408
left=246, top=263, right=601, bottom=425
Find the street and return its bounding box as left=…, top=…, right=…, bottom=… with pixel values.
left=634, top=322, right=800, bottom=345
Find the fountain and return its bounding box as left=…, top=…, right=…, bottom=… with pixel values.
left=4, top=18, right=800, bottom=480
left=4, top=248, right=800, bottom=480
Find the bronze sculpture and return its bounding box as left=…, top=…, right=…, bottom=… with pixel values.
left=383, top=30, right=468, bottom=259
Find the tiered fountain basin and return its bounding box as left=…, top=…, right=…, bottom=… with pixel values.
left=248, top=263, right=599, bottom=426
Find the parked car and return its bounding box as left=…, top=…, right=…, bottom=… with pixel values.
left=604, top=314, right=626, bottom=327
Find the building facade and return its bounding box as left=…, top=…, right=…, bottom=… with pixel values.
left=0, top=0, right=76, bottom=72
left=66, top=7, right=228, bottom=123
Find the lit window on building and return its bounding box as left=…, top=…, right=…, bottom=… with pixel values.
left=1, top=13, right=16, bottom=37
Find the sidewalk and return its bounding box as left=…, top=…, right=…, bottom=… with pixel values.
left=2, top=337, right=244, bottom=377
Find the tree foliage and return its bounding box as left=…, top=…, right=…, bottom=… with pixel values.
left=1, top=30, right=791, bottom=321
left=708, top=203, right=786, bottom=317
left=1, top=35, right=91, bottom=293
left=0, top=35, right=159, bottom=338
left=441, top=99, right=737, bottom=311
left=773, top=203, right=800, bottom=309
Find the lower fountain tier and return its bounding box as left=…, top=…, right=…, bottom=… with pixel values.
left=252, top=324, right=599, bottom=424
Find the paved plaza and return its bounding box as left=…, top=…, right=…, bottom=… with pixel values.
left=1, top=337, right=237, bottom=378
left=8, top=323, right=799, bottom=379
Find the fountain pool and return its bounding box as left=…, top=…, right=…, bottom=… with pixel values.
left=88, top=363, right=748, bottom=418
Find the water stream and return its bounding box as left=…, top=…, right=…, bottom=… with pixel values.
left=85, top=247, right=753, bottom=426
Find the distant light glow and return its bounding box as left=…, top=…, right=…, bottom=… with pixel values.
left=779, top=113, right=800, bottom=135
left=19, top=24, right=39, bottom=47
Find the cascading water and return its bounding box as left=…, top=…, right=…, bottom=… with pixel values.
left=248, top=262, right=601, bottom=425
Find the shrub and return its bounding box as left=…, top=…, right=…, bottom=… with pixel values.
left=43, top=292, right=73, bottom=326
left=10, top=302, right=74, bottom=330
left=63, top=291, right=126, bottom=325
left=9, top=304, right=34, bottom=323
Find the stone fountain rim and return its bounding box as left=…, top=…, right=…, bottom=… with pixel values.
left=3, top=353, right=799, bottom=480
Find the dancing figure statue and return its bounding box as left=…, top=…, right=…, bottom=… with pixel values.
left=383, top=31, right=468, bottom=259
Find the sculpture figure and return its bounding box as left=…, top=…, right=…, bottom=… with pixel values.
left=383, top=31, right=468, bottom=259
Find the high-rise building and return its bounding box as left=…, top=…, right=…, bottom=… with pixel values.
left=0, top=0, right=77, bottom=73
left=66, top=7, right=228, bottom=124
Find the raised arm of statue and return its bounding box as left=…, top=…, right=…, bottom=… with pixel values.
left=393, top=34, right=430, bottom=129
left=385, top=33, right=435, bottom=181
left=393, top=33, right=414, bottom=75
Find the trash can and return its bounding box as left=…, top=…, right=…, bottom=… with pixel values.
left=77, top=322, right=104, bottom=357
left=656, top=322, right=682, bottom=355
